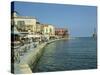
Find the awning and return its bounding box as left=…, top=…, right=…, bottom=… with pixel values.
left=24, top=34, right=41, bottom=38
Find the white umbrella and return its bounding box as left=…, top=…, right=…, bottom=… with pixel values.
left=24, top=34, right=41, bottom=38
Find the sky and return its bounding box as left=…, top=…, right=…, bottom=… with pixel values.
left=11, top=1, right=97, bottom=37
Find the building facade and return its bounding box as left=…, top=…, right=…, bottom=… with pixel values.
left=42, top=24, right=55, bottom=35
left=41, top=24, right=55, bottom=40
left=11, top=11, right=37, bottom=34
left=36, top=22, right=43, bottom=35
left=11, top=11, right=69, bottom=40
left=55, top=28, right=69, bottom=38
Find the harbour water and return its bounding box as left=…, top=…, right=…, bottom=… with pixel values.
left=33, top=37, right=97, bottom=72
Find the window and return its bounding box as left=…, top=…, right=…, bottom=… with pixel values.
left=50, top=28, right=52, bottom=33
left=17, top=21, right=25, bottom=27
left=17, top=21, right=25, bottom=31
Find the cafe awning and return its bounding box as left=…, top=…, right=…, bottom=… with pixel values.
left=24, top=34, right=41, bottom=38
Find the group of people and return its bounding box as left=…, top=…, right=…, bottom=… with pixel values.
left=11, top=33, right=56, bottom=63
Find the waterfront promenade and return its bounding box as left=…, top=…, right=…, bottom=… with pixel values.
left=14, top=38, right=67, bottom=74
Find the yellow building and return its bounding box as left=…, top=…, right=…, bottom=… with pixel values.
left=11, top=11, right=37, bottom=34
left=42, top=24, right=55, bottom=39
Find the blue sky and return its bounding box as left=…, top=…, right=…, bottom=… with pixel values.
left=12, top=1, right=97, bottom=37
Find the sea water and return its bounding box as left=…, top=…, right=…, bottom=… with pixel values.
left=33, top=37, right=97, bottom=72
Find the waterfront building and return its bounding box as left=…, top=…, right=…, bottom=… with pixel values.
left=42, top=24, right=55, bottom=35
left=36, top=21, right=42, bottom=35
left=42, top=24, right=55, bottom=40
left=55, top=28, right=69, bottom=38
left=11, top=11, right=37, bottom=34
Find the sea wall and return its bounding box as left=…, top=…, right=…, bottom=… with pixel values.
left=14, top=42, right=47, bottom=74
left=14, top=39, right=67, bottom=74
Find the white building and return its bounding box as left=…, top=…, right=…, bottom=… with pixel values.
left=42, top=24, right=55, bottom=40
left=42, top=24, right=55, bottom=35
left=36, top=21, right=42, bottom=34
left=11, top=11, right=37, bottom=34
